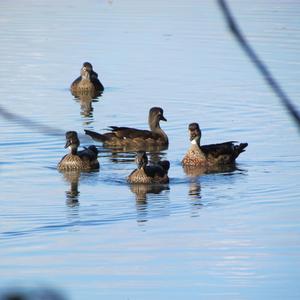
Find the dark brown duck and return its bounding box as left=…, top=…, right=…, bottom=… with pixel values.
left=127, top=151, right=170, bottom=184
left=70, top=62, right=104, bottom=94
left=58, top=131, right=100, bottom=171
left=85, top=107, right=169, bottom=148
left=182, top=123, right=248, bottom=167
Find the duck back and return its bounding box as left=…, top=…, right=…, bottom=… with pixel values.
left=201, top=142, right=248, bottom=163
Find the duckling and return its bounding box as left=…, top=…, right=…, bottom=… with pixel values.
left=127, top=151, right=170, bottom=184
left=85, top=107, right=168, bottom=148
left=182, top=123, right=248, bottom=167
left=58, top=131, right=99, bottom=171
left=70, top=62, right=104, bottom=94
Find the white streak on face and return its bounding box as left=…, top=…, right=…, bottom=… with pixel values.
left=191, top=138, right=197, bottom=145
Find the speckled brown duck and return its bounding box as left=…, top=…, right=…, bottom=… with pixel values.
left=127, top=151, right=170, bottom=184
left=70, top=62, right=104, bottom=94
left=182, top=123, right=248, bottom=167
left=58, top=131, right=99, bottom=171
left=85, top=107, right=169, bottom=148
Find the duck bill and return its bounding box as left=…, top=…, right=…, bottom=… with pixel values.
left=64, top=140, right=71, bottom=148
left=160, top=115, right=167, bottom=121
left=190, top=136, right=200, bottom=144
left=136, top=158, right=144, bottom=169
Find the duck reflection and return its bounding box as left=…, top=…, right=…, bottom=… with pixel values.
left=103, top=146, right=168, bottom=164
left=72, top=90, right=102, bottom=122
left=130, top=183, right=169, bottom=203
left=183, top=163, right=237, bottom=177
left=61, top=170, right=81, bottom=207
left=189, top=179, right=201, bottom=200
left=129, top=183, right=170, bottom=223
left=182, top=168, right=203, bottom=217
left=184, top=164, right=240, bottom=216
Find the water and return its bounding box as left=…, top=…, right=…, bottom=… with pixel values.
left=0, top=0, right=300, bottom=299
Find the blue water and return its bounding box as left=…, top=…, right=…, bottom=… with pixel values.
left=0, top=0, right=300, bottom=299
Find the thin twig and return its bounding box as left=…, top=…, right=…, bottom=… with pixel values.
left=218, top=0, right=300, bottom=129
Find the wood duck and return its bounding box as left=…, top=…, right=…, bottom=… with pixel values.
left=85, top=107, right=168, bottom=148
left=70, top=62, right=104, bottom=94
left=127, top=151, right=170, bottom=184
left=58, top=131, right=100, bottom=171
left=182, top=123, right=248, bottom=167
left=73, top=67, right=95, bottom=94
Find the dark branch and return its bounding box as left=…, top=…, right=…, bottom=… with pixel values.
left=218, top=0, right=300, bottom=129
left=0, top=104, right=65, bottom=136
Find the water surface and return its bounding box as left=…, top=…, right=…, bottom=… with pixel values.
left=0, top=1, right=300, bottom=299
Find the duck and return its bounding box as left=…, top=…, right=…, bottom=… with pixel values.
left=70, top=62, right=104, bottom=94
left=85, top=107, right=169, bottom=148
left=127, top=151, right=170, bottom=184
left=72, top=67, right=95, bottom=94
left=182, top=123, right=248, bottom=167
left=58, top=131, right=100, bottom=171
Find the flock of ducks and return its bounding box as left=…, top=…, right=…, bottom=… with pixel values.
left=59, top=62, right=248, bottom=184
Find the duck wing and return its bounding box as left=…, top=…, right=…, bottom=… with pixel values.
left=85, top=127, right=160, bottom=144
left=78, top=147, right=97, bottom=160
left=201, top=141, right=248, bottom=159
left=78, top=147, right=99, bottom=169
left=85, top=129, right=115, bottom=142
left=91, top=77, right=104, bottom=91
left=144, top=165, right=164, bottom=178
left=144, top=161, right=170, bottom=178
left=108, top=126, right=156, bottom=139
left=157, top=160, right=170, bottom=173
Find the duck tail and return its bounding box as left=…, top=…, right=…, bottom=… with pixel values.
left=84, top=129, right=107, bottom=142
left=158, top=160, right=170, bottom=173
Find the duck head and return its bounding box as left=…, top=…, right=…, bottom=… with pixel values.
left=135, top=151, right=148, bottom=169
left=65, top=131, right=80, bottom=154
left=80, top=67, right=91, bottom=80
left=82, top=62, right=94, bottom=73
left=188, top=123, right=202, bottom=145
left=148, top=107, right=167, bottom=129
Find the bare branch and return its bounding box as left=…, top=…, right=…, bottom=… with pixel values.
left=218, top=0, right=300, bottom=130
left=0, top=104, right=65, bottom=136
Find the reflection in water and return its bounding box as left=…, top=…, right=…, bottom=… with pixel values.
left=60, top=171, right=81, bottom=207
left=130, top=183, right=169, bottom=203
left=102, top=146, right=168, bottom=164
left=129, top=183, right=170, bottom=223
left=189, top=179, right=201, bottom=200
left=72, top=90, right=102, bottom=123
left=183, top=163, right=237, bottom=177
left=184, top=164, right=241, bottom=217
left=188, top=177, right=203, bottom=218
